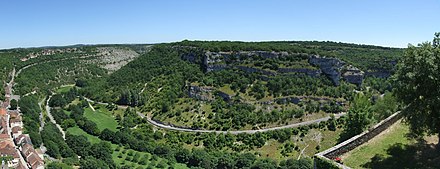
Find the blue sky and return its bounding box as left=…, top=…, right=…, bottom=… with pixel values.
left=0, top=0, right=439, bottom=49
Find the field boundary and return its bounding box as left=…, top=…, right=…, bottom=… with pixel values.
left=314, top=111, right=402, bottom=169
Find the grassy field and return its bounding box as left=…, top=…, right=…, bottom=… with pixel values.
left=84, top=106, right=119, bottom=131
left=342, top=121, right=414, bottom=168
left=66, top=126, right=101, bottom=144
left=56, top=84, right=75, bottom=93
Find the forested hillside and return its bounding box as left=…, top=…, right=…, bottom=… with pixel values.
left=2, top=41, right=403, bottom=168
left=80, top=41, right=402, bottom=131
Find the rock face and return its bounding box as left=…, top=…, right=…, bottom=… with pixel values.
left=216, top=91, right=232, bottom=101
left=277, top=68, right=321, bottom=77
left=309, top=55, right=345, bottom=85
left=203, top=51, right=291, bottom=72
left=181, top=49, right=369, bottom=86
left=207, top=64, right=229, bottom=72
left=188, top=85, right=232, bottom=101
left=342, top=65, right=365, bottom=86
left=275, top=97, right=302, bottom=104
left=235, top=66, right=276, bottom=76
left=181, top=52, right=198, bottom=63
left=238, top=51, right=290, bottom=59
left=188, top=85, right=214, bottom=101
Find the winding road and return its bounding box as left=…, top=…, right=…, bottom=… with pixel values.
left=138, top=111, right=346, bottom=134
left=85, top=96, right=346, bottom=134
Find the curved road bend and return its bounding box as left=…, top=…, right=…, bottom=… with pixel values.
left=84, top=96, right=346, bottom=134
left=138, top=112, right=346, bottom=134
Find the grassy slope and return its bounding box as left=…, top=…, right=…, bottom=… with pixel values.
left=248, top=128, right=342, bottom=161
left=67, top=126, right=101, bottom=144
left=56, top=85, right=75, bottom=93
left=83, top=107, right=119, bottom=132
left=342, top=121, right=413, bottom=168
left=66, top=102, right=188, bottom=168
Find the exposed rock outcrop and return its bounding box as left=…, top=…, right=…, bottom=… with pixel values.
left=238, top=51, right=290, bottom=59
left=309, top=55, right=345, bottom=85
left=188, top=85, right=214, bottom=101
left=181, top=49, right=369, bottom=86
left=277, top=68, right=321, bottom=77
left=216, top=91, right=232, bottom=101
left=275, top=97, right=301, bottom=104
left=235, top=66, right=277, bottom=76
left=188, top=85, right=232, bottom=102
left=342, top=65, right=364, bottom=86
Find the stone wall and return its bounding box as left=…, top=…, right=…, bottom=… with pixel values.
left=314, top=112, right=402, bottom=169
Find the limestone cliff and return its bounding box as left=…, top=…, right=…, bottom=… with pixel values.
left=309, top=55, right=345, bottom=85
left=180, top=49, right=368, bottom=86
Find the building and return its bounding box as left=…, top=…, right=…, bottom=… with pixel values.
left=9, top=110, right=23, bottom=128
left=11, top=126, right=22, bottom=138
left=21, top=144, right=43, bottom=169
left=15, top=134, right=32, bottom=146
left=0, top=140, right=21, bottom=168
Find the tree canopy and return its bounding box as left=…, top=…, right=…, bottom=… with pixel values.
left=393, top=33, right=440, bottom=147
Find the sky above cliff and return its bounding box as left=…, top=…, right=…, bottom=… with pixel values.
left=1, top=0, right=439, bottom=49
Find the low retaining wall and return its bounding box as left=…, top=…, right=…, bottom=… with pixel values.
left=314, top=111, right=402, bottom=169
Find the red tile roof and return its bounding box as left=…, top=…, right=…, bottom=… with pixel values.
left=9, top=110, right=19, bottom=118
left=28, top=153, right=44, bottom=169
left=0, top=133, right=10, bottom=140
left=12, top=126, right=22, bottom=133
left=0, top=140, right=20, bottom=159
left=0, top=108, right=6, bottom=116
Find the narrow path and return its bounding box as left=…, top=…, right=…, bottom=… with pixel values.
left=298, top=144, right=309, bottom=160
left=45, top=95, right=66, bottom=139
left=38, top=99, right=45, bottom=132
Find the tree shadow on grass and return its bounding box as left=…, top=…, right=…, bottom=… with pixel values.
left=362, top=141, right=440, bottom=169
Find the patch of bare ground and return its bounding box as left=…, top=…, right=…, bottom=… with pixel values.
left=95, top=47, right=148, bottom=72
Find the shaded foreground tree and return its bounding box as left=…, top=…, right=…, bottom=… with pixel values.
left=393, top=33, right=440, bottom=148
left=363, top=143, right=440, bottom=169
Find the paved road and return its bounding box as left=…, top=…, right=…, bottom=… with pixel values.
left=138, top=111, right=346, bottom=134
left=85, top=96, right=347, bottom=134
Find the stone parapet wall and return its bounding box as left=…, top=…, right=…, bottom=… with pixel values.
left=314, top=111, right=402, bottom=169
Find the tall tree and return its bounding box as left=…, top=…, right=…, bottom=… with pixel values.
left=9, top=99, right=17, bottom=110
left=393, top=33, right=440, bottom=148
left=340, top=93, right=373, bottom=140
